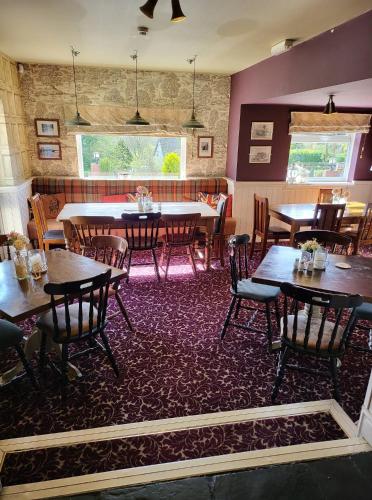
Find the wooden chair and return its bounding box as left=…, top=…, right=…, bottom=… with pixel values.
left=195, top=193, right=229, bottom=266
left=0, top=319, right=38, bottom=389
left=221, top=234, right=281, bottom=351
left=89, top=235, right=133, bottom=331
left=341, top=202, right=372, bottom=255
left=249, top=194, right=290, bottom=262
left=160, top=213, right=200, bottom=280
left=70, top=216, right=116, bottom=255
left=37, top=269, right=118, bottom=399
left=272, top=282, right=362, bottom=402
left=29, top=194, right=65, bottom=250
left=312, top=203, right=345, bottom=231
left=0, top=235, right=11, bottom=262
left=348, top=302, right=372, bottom=353
left=293, top=230, right=352, bottom=255
left=317, top=189, right=333, bottom=203
left=121, top=212, right=161, bottom=282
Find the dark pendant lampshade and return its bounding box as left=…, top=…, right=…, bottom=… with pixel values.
left=140, top=0, right=158, bottom=19
left=66, top=47, right=91, bottom=126
left=182, top=56, right=204, bottom=129
left=171, top=0, right=186, bottom=22
left=126, top=51, right=150, bottom=126
left=323, top=94, right=336, bottom=114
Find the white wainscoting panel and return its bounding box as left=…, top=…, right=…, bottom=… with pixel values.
left=0, top=178, right=32, bottom=234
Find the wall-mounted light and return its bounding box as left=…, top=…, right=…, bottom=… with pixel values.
left=323, top=94, right=336, bottom=114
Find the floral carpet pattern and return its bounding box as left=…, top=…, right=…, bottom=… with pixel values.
left=0, top=246, right=371, bottom=485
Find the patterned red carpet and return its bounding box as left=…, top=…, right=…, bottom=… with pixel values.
left=0, top=247, right=371, bottom=453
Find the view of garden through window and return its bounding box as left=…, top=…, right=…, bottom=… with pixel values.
left=287, top=133, right=356, bottom=183
left=78, top=135, right=185, bottom=178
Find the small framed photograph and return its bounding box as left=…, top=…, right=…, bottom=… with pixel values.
left=198, top=136, right=214, bottom=158
left=37, top=142, right=62, bottom=160
left=251, top=122, right=274, bottom=140
left=249, top=146, right=272, bottom=164
left=35, top=119, right=60, bottom=137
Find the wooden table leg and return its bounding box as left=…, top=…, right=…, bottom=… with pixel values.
left=289, top=222, right=300, bottom=247
left=204, top=219, right=214, bottom=271
left=62, top=220, right=73, bottom=251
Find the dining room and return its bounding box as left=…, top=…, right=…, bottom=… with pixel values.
left=0, top=1, right=372, bottom=498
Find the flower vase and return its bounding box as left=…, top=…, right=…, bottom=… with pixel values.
left=137, top=196, right=144, bottom=212
left=13, top=251, right=29, bottom=280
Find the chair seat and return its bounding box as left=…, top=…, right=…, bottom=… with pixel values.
left=233, top=279, right=280, bottom=302
left=268, top=226, right=291, bottom=237
left=37, top=302, right=98, bottom=338
left=281, top=314, right=342, bottom=350
left=0, top=319, right=23, bottom=349
left=43, top=229, right=65, bottom=241
left=355, top=302, right=372, bottom=320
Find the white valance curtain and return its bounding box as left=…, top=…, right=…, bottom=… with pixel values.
left=289, top=112, right=371, bottom=134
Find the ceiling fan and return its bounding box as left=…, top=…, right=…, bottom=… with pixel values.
left=140, top=0, right=186, bottom=23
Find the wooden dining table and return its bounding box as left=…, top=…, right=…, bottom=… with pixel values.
left=57, top=201, right=220, bottom=270
left=270, top=203, right=366, bottom=245
left=0, top=249, right=126, bottom=385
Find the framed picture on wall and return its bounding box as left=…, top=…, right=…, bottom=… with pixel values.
left=198, top=136, right=214, bottom=158
left=34, top=119, right=60, bottom=137
left=249, top=146, right=272, bottom=164
left=37, top=142, right=62, bottom=160
left=251, top=122, right=274, bottom=140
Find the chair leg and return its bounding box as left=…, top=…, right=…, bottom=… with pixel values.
left=99, top=331, right=119, bottom=377
left=260, top=236, right=268, bottom=262
left=234, top=298, right=242, bottom=319
left=271, top=347, right=290, bottom=402
left=115, top=292, right=134, bottom=331
left=187, top=245, right=197, bottom=275
left=164, top=246, right=172, bottom=280
left=126, top=250, right=132, bottom=283
left=61, top=344, right=69, bottom=401
left=219, top=237, right=225, bottom=267
left=274, top=300, right=281, bottom=331
left=14, top=345, right=39, bottom=389
left=151, top=248, right=161, bottom=282
left=39, top=330, right=47, bottom=374
left=249, top=233, right=256, bottom=259
left=265, top=302, right=273, bottom=350
left=221, top=296, right=237, bottom=339
left=330, top=357, right=341, bottom=402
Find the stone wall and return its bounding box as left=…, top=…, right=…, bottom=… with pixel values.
left=20, top=63, right=230, bottom=178
left=0, top=52, right=30, bottom=186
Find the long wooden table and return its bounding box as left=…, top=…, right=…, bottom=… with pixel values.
left=270, top=203, right=365, bottom=245
left=58, top=201, right=220, bottom=270
left=0, top=249, right=126, bottom=385
left=252, top=245, right=372, bottom=303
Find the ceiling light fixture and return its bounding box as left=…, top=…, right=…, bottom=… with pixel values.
left=65, top=47, right=91, bottom=126
left=182, top=55, right=204, bottom=129
left=140, top=0, right=186, bottom=22
left=323, top=94, right=336, bottom=114
left=126, top=51, right=150, bottom=126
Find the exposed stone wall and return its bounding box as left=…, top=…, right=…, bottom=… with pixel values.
left=0, top=52, right=30, bottom=185
left=20, top=63, right=230, bottom=178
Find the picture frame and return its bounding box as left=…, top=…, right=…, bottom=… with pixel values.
left=197, top=136, right=214, bottom=158
left=37, top=142, right=62, bottom=160
left=249, top=146, right=272, bottom=164
left=34, top=118, right=60, bottom=138
left=250, top=122, right=274, bottom=140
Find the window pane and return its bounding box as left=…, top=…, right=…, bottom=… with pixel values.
left=78, top=135, right=185, bottom=178
left=287, top=133, right=355, bottom=183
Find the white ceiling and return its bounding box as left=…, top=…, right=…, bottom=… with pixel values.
left=0, top=0, right=371, bottom=74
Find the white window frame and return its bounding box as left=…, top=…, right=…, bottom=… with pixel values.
left=287, top=132, right=356, bottom=184
left=76, top=134, right=187, bottom=180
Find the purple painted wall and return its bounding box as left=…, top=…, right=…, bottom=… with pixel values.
left=227, top=9, right=372, bottom=180
left=236, top=104, right=372, bottom=182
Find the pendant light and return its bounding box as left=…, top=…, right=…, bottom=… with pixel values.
left=140, top=0, right=158, bottom=19
left=126, top=51, right=150, bottom=126
left=65, top=47, right=91, bottom=126
left=171, top=0, right=186, bottom=22
left=182, top=56, right=204, bottom=129
left=323, top=94, right=336, bottom=114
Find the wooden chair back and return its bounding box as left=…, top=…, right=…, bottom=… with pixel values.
left=162, top=213, right=201, bottom=246
left=317, top=189, right=333, bottom=203
left=44, top=269, right=111, bottom=344
left=214, top=193, right=229, bottom=234
left=281, top=282, right=362, bottom=357
left=90, top=235, right=128, bottom=269
left=252, top=194, right=269, bottom=237
left=228, top=234, right=250, bottom=293
left=293, top=230, right=352, bottom=254
left=70, top=216, right=116, bottom=253
left=121, top=212, right=161, bottom=250
left=358, top=202, right=372, bottom=247
left=30, top=193, right=49, bottom=249
left=0, top=235, right=11, bottom=262
left=312, top=203, right=345, bottom=231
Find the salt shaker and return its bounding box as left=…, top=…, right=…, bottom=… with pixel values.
left=293, top=258, right=300, bottom=271
left=297, top=260, right=305, bottom=272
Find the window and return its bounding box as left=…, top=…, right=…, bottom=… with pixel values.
left=77, top=135, right=186, bottom=179
left=287, top=133, right=356, bottom=183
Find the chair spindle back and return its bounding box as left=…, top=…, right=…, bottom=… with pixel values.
left=121, top=212, right=161, bottom=250
left=70, top=216, right=116, bottom=254
left=312, top=203, right=345, bottom=231
left=162, top=213, right=201, bottom=246
left=293, top=230, right=352, bottom=254
left=90, top=235, right=128, bottom=269
left=228, top=234, right=250, bottom=293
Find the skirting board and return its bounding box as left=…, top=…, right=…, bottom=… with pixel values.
left=0, top=399, right=370, bottom=499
